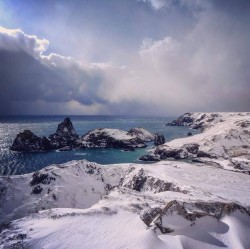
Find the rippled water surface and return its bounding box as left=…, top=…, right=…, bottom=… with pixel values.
left=0, top=115, right=196, bottom=175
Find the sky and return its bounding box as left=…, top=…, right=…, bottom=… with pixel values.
left=0, top=0, right=249, bottom=116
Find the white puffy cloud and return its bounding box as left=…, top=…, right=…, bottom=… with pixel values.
left=0, top=26, right=49, bottom=57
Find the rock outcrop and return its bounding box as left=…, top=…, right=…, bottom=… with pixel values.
left=10, top=130, right=51, bottom=152
left=49, top=117, right=79, bottom=149
left=128, top=127, right=154, bottom=142
left=76, top=128, right=147, bottom=149
left=148, top=112, right=250, bottom=173
left=10, top=118, right=79, bottom=152
left=139, top=154, right=160, bottom=161
left=140, top=200, right=250, bottom=234
left=154, top=133, right=165, bottom=146
left=166, top=112, right=221, bottom=131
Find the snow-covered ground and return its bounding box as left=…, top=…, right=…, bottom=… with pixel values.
left=1, top=113, right=250, bottom=249
left=153, top=112, right=250, bottom=173
left=1, top=159, right=250, bottom=249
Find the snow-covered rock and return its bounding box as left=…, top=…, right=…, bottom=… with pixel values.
left=155, top=112, right=250, bottom=173
left=128, top=127, right=154, bottom=142
left=76, top=128, right=147, bottom=149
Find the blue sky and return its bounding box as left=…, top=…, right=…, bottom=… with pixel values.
left=0, top=0, right=249, bottom=115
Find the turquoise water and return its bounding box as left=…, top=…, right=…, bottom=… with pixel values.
left=0, top=116, right=196, bottom=175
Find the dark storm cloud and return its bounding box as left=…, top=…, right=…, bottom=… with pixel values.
left=0, top=28, right=110, bottom=114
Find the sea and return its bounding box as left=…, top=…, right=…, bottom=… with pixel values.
left=0, top=115, right=197, bottom=175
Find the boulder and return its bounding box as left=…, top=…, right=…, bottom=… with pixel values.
left=154, top=133, right=165, bottom=146
left=10, top=130, right=52, bottom=152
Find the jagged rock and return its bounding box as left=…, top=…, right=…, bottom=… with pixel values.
left=30, top=171, right=55, bottom=186
left=154, top=133, right=165, bottom=146
left=166, top=113, right=220, bottom=131
left=128, top=128, right=154, bottom=142
left=49, top=117, right=79, bottom=149
left=121, top=168, right=187, bottom=194
left=184, top=143, right=199, bottom=154
left=141, top=200, right=250, bottom=234
left=77, top=128, right=147, bottom=149
left=31, top=185, right=43, bottom=194
left=154, top=146, right=186, bottom=159
left=140, top=207, right=162, bottom=226
left=139, top=154, right=160, bottom=161
left=122, top=169, right=147, bottom=191
left=166, top=113, right=194, bottom=127
left=10, top=130, right=52, bottom=152
left=153, top=143, right=212, bottom=160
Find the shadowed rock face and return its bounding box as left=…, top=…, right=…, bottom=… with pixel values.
left=154, top=134, right=165, bottom=146
left=166, top=113, right=220, bottom=130
left=10, top=118, right=79, bottom=152
left=139, top=154, right=160, bottom=162
left=10, top=130, right=51, bottom=152
left=49, top=117, right=79, bottom=149
left=140, top=200, right=250, bottom=234
left=166, top=113, right=194, bottom=127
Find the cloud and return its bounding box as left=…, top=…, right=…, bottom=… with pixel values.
left=140, top=0, right=170, bottom=10
left=0, top=26, right=49, bottom=57
left=0, top=0, right=250, bottom=116
left=0, top=26, right=119, bottom=115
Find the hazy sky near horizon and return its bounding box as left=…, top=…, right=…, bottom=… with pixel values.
left=0, top=0, right=249, bottom=115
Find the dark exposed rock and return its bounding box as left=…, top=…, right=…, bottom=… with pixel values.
left=122, top=169, right=147, bottom=192
left=10, top=118, right=79, bottom=152
left=166, top=113, right=220, bottom=131
left=197, top=150, right=212, bottom=158
left=121, top=169, right=187, bottom=194
left=139, top=154, right=160, bottom=162
left=140, top=200, right=250, bottom=234
left=154, top=146, right=186, bottom=159
left=184, top=143, right=199, bottom=154
left=31, top=185, right=43, bottom=194
left=154, top=133, right=165, bottom=146
left=49, top=117, right=79, bottom=149
left=153, top=143, right=211, bottom=161
left=140, top=207, right=162, bottom=226
left=166, top=113, right=194, bottom=127
left=30, top=172, right=56, bottom=186
left=10, top=130, right=52, bottom=152
left=187, top=131, right=192, bottom=136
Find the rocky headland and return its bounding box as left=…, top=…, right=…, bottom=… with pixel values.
left=142, top=112, right=250, bottom=173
